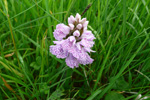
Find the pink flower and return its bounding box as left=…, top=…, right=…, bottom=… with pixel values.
left=53, top=23, right=70, bottom=41
left=50, top=44, right=68, bottom=58
left=50, top=13, right=95, bottom=68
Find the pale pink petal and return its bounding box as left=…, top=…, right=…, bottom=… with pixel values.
left=84, top=47, right=95, bottom=52
left=53, top=24, right=70, bottom=40
left=69, top=36, right=76, bottom=45
left=76, top=42, right=81, bottom=50
left=65, top=54, right=79, bottom=68
left=78, top=53, right=94, bottom=65
left=81, top=30, right=96, bottom=40
left=80, top=38, right=95, bottom=48
left=50, top=45, right=68, bottom=58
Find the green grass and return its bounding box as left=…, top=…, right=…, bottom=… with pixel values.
left=0, top=0, right=150, bottom=99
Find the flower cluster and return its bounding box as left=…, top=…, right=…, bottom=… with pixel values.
left=50, top=13, right=95, bottom=68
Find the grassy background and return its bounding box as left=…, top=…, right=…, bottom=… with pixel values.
left=0, top=0, right=150, bottom=99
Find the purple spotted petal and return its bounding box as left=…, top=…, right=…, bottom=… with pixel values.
left=80, top=38, right=95, bottom=48
left=65, top=54, right=79, bottom=68
left=81, top=30, right=96, bottom=41
left=53, top=23, right=70, bottom=41
left=50, top=45, right=68, bottom=58
left=78, top=53, right=94, bottom=65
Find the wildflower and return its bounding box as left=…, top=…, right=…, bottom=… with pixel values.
left=50, top=13, right=95, bottom=68
left=53, top=24, right=70, bottom=41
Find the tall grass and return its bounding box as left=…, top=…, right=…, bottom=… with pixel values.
left=0, top=0, right=150, bottom=99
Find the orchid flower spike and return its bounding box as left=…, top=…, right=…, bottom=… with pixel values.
left=50, top=13, right=96, bottom=68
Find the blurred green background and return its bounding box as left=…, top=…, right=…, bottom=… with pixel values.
left=0, top=0, right=150, bottom=99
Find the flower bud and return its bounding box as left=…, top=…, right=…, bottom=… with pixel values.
left=76, top=24, right=82, bottom=30
left=69, top=36, right=76, bottom=45
left=75, top=13, right=81, bottom=22
left=73, top=30, right=80, bottom=37
left=68, top=15, right=76, bottom=24
left=80, top=18, right=86, bottom=24
left=83, top=21, right=89, bottom=28
left=69, top=24, right=74, bottom=30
